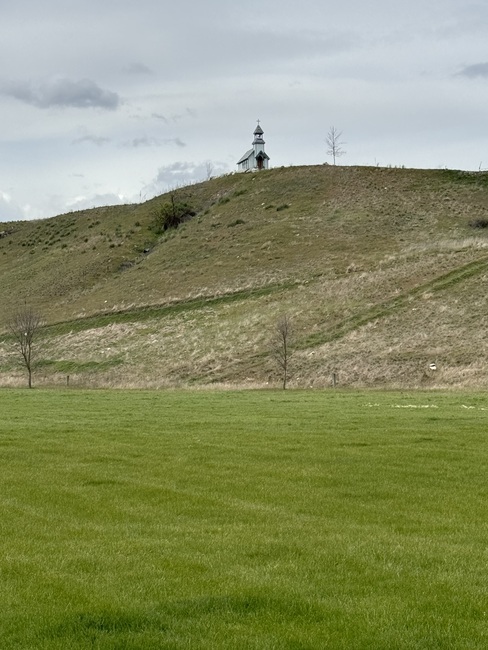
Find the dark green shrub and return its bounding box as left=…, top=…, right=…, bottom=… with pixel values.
left=153, top=198, right=196, bottom=232
left=469, top=218, right=488, bottom=229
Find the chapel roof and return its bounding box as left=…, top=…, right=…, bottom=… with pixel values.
left=237, top=148, right=254, bottom=164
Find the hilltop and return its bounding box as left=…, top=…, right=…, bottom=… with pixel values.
left=1, top=165, right=487, bottom=388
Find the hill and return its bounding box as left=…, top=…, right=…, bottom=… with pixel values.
left=1, top=165, right=487, bottom=388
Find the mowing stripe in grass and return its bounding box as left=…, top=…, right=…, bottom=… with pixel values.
left=36, top=281, right=298, bottom=338
left=298, top=254, right=488, bottom=349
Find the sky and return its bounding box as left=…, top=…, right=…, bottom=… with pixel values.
left=1, top=0, right=488, bottom=221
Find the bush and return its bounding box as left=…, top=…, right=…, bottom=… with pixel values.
left=469, top=218, right=488, bottom=229
left=153, top=198, right=196, bottom=232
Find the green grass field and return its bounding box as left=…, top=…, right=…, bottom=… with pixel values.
left=1, top=389, right=487, bottom=649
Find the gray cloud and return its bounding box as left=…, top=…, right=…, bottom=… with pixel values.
left=151, top=108, right=197, bottom=124
left=71, top=131, right=186, bottom=150
left=124, top=62, right=153, bottom=75
left=121, top=136, right=186, bottom=148
left=151, top=113, right=169, bottom=123
left=1, top=77, right=120, bottom=109
left=72, top=134, right=111, bottom=146
left=165, top=137, right=186, bottom=148
left=123, top=136, right=160, bottom=148
left=144, top=160, right=230, bottom=196
left=457, top=63, right=488, bottom=78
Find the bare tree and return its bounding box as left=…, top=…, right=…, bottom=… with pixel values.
left=8, top=306, right=43, bottom=388
left=272, top=314, right=293, bottom=390
left=205, top=160, right=214, bottom=181
left=326, top=126, right=346, bottom=165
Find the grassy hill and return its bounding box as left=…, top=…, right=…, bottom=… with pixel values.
left=1, top=164, right=487, bottom=388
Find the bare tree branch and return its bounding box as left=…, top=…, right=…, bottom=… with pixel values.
left=205, top=160, right=214, bottom=181
left=271, top=314, right=293, bottom=390
left=8, top=306, right=43, bottom=388
left=325, top=126, right=346, bottom=165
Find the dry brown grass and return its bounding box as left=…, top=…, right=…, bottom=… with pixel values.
left=1, top=165, right=488, bottom=388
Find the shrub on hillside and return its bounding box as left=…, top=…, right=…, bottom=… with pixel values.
left=469, top=218, right=488, bottom=229
left=152, top=197, right=196, bottom=233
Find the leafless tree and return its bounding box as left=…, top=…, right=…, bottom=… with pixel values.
left=326, top=126, right=346, bottom=165
left=272, top=314, right=293, bottom=390
left=205, top=160, right=214, bottom=181
left=8, top=306, right=43, bottom=388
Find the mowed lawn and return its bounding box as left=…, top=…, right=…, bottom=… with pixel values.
left=0, top=389, right=487, bottom=649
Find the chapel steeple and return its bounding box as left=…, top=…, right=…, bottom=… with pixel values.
left=253, top=121, right=265, bottom=153
left=237, top=121, right=270, bottom=172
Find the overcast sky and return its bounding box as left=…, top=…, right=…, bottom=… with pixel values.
left=1, top=0, right=488, bottom=221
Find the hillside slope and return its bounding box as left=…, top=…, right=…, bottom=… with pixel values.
left=1, top=165, right=487, bottom=388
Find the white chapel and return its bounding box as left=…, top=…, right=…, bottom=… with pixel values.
left=237, top=122, right=270, bottom=172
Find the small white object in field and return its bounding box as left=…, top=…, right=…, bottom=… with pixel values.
left=429, top=363, right=437, bottom=371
